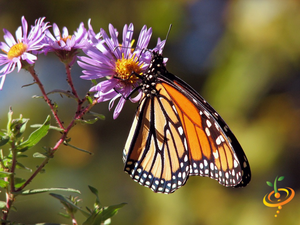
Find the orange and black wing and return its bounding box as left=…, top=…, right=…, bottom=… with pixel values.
left=122, top=52, right=251, bottom=194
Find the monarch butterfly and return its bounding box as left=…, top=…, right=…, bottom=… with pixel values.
left=123, top=51, right=251, bottom=194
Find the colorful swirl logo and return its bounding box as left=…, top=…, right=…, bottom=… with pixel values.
left=263, top=176, right=295, bottom=217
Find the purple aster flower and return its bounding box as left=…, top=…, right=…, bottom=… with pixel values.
left=78, top=23, right=166, bottom=119
left=0, top=16, right=49, bottom=90
left=43, top=22, right=87, bottom=65
left=86, top=19, right=102, bottom=46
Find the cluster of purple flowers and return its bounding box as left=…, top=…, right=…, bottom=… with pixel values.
left=0, top=16, right=166, bottom=118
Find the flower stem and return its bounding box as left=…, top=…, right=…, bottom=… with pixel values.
left=2, top=142, right=18, bottom=222
left=65, top=63, right=80, bottom=102
left=14, top=99, right=97, bottom=193
left=28, top=66, right=65, bottom=129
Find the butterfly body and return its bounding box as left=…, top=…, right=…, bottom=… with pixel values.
left=123, top=52, right=251, bottom=194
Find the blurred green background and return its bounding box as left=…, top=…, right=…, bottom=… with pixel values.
left=1, top=0, right=300, bottom=224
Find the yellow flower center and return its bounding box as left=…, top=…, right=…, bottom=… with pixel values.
left=56, top=35, right=72, bottom=47
left=7, top=43, right=28, bottom=60
left=61, top=35, right=72, bottom=43
left=115, top=54, right=142, bottom=84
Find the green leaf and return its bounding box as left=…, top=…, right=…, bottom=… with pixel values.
left=17, top=118, right=29, bottom=138
left=0, top=171, right=13, bottom=178
left=33, top=152, right=47, bottom=158
left=16, top=162, right=32, bottom=172
left=88, top=185, right=101, bottom=206
left=7, top=107, right=13, bottom=132
left=17, top=115, right=50, bottom=152
left=30, top=124, right=64, bottom=132
left=0, top=179, right=9, bottom=188
left=89, top=111, right=105, bottom=120
left=16, top=154, right=28, bottom=158
left=50, top=193, right=90, bottom=217
left=0, top=201, right=6, bottom=209
left=103, top=218, right=111, bottom=225
left=278, top=176, right=285, bottom=181
left=58, top=212, right=71, bottom=218
left=86, top=95, right=93, bottom=104
left=21, top=82, right=36, bottom=88
left=100, top=203, right=126, bottom=222
left=47, top=89, right=77, bottom=99
left=21, top=187, right=81, bottom=195
left=266, top=181, right=273, bottom=187
left=14, top=177, right=26, bottom=188
left=75, top=118, right=100, bottom=125
left=0, top=135, right=9, bottom=146
left=32, top=95, right=44, bottom=99
left=83, top=203, right=126, bottom=225
left=10, top=116, right=29, bottom=139
left=64, top=142, right=93, bottom=155
left=88, top=185, right=99, bottom=196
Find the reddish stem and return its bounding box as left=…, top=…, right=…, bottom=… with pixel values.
left=14, top=98, right=97, bottom=192
left=2, top=65, right=97, bottom=223
left=65, top=64, right=80, bottom=101
left=28, top=66, right=65, bottom=129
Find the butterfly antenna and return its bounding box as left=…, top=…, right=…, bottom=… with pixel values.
left=165, top=24, right=172, bottom=43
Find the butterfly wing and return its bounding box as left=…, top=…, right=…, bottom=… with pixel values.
left=123, top=87, right=190, bottom=194
left=123, top=52, right=251, bottom=194
left=159, top=73, right=251, bottom=187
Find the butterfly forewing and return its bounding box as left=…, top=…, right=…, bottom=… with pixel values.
left=160, top=82, right=244, bottom=187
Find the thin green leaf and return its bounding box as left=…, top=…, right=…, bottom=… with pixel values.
left=58, top=212, right=71, bottom=218
left=88, top=111, right=105, bottom=120
left=47, top=89, right=77, bottom=99
left=33, top=152, right=47, bottom=158
left=32, top=95, right=44, bottom=99
left=0, top=201, right=6, bottom=209
left=75, top=118, right=99, bottom=125
left=88, top=185, right=101, bottom=206
left=278, top=176, right=285, bottom=181
left=7, top=107, right=13, bottom=132
left=22, top=82, right=36, bottom=88
left=64, top=142, right=93, bottom=155
left=30, top=124, right=64, bottom=132
left=16, top=162, right=32, bottom=172
left=266, top=181, right=273, bottom=187
left=17, top=115, right=50, bottom=152
left=16, top=154, right=28, bottom=158
left=21, top=187, right=81, bottom=195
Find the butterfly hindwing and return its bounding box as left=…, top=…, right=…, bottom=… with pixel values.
left=123, top=89, right=190, bottom=193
